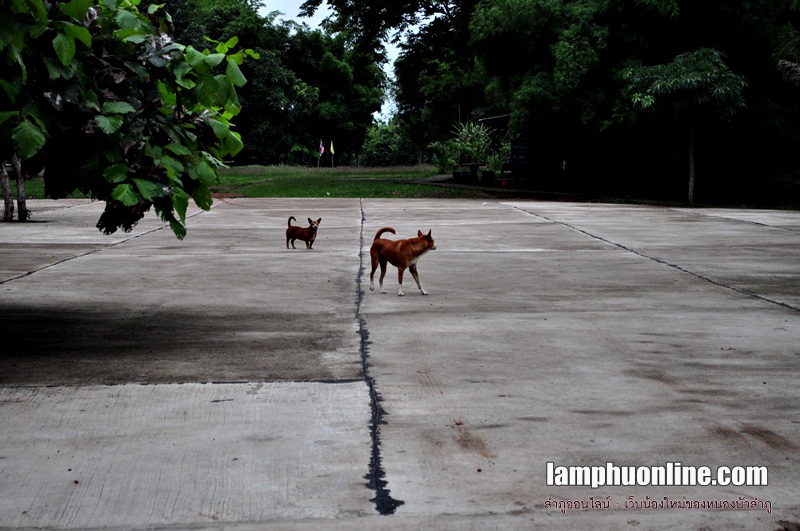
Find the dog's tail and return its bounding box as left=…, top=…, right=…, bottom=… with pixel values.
left=288, top=216, right=296, bottom=227
left=374, top=227, right=396, bottom=240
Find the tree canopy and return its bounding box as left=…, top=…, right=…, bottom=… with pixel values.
left=166, top=0, right=385, bottom=165
left=385, top=0, right=800, bottom=204
left=1, top=0, right=254, bottom=237
left=4, top=0, right=800, bottom=212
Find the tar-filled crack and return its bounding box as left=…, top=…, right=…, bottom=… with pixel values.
left=515, top=206, right=800, bottom=314
left=356, top=199, right=405, bottom=515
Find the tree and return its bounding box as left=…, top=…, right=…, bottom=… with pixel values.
left=285, top=28, right=385, bottom=164
left=1, top=0, right=253, bottom=238
left=393, top=1, right=490, bottom=162
left=464, top=0, right=800, bottom=202
left=360, top=120, right=418, bottom=166
left=166, top=0, right=308, bottom=164
left=624, top=48, right=747, bottom=203
left=167, top=0, right=384, bottom=165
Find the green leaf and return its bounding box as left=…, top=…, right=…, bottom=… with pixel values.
left=0, top=111, right=17, bottom=127
left=192, top=183, right=213, bottom=210
left=0, top=79, right=20, bottom=102
left=11, top=0, right=48, bottom=20
left=63, top=23, right=92, bottom=48
left=132, top=178, right=159, bottom=201
left=224, top=130, right=243, bottom=157
left=185, top=47, right=223, bottom=74
left=12, top=119, right=46, bottom=159
left=187, top=159, right=217, bottom=184
left=111, top=183, right=139, bottom=206
left=43, top=56, right=70, bottom=80
left=172, top=61, right=195, bottom=88
left=203, top=53, right=226, bottom=70
left=60, top=0, right=95, bottom=21
left=193, top=76, right=221, bottom=107
left=83, top=89, right=101, bottom=111
left=169, top=218, right=187, bottom=240
left=114, top=8, right=139, bottom=30
left=116, top=28, right=148, bottom=43
left=53, top=33, right=76, bottom=66
left=227, top=51, right=244, bottom=66
left=96, top=115, right=124, bottom=134
left=103, top=163, right=129, bottom=183
left=225, top=59, right=247, bottom=87
left=172, top=188, right=189, bottom=221
left=102, top=101, right=136, bottom=114
left=165, top=143, right=192, bottom=156
left=157, top=155, right=185, bottom=180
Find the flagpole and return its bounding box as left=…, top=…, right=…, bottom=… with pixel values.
left=330, top=140, right=334, bottom=168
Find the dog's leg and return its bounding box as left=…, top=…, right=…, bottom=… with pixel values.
left=397, top=267, right=406, bottom=296
left=290, top=238, right=296, bottom=249
left=369, top=251, right=378, bottom=291
left=409, top=264, right=428, bottom=295
left=286, top=237, right=290, bottom=249
left=378, top=257, right=388, bottom=294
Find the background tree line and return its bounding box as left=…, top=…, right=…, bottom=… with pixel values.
left=300, top=0, right=800, bottom=205
left=4, top=0, right=800, bottom=212
left=165, top=0, right=385, bottom=166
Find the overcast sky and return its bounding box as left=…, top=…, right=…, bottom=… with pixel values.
left=258, top=1, right=331, bottom=28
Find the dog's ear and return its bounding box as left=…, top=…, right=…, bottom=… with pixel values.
left=418, top=230, right=423, bottom=237
left=308, top=218, right=313, bottom=224
left=317, top=218, right=322, bottom=224
left=427, top=229, right=432, bottom=237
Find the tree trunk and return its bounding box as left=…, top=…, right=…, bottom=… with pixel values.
left=687, top=107, right=695, bottom=205
left=1, top=162, right=14, bottom=221
left=12, top=154, right=28, bottom=221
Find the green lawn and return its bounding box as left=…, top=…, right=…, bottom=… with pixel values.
left=212, top=165, right=483, bottom=198
left=13, top=177, right=90, bottom=200
left=18, top=165, right=489, bottom=200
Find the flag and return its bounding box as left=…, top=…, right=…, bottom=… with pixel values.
left=319, top=139, right=324, bottom=155
left=330, top=140, right=334, bottom=155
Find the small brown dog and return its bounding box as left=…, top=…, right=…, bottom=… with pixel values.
left=370, top=227, right=436, bottom=296
left=286, top=216, right=321, bottom=249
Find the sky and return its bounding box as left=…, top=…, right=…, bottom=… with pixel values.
left=257, top=0, right=331, bottom=28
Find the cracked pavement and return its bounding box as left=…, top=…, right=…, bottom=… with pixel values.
left=1, top=198, right=799, bottom=529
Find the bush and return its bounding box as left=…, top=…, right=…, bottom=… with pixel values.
left=360, top=122, right=418, bottom=166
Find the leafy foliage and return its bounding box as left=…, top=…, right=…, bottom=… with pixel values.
left=623, top=48, right=747, bottom=203
left=1, top=0, right=254, bottom=237
left=624, top=48, right=747, bottom=113
left=429, top=121, right=500, bottom=173
left=408, top=0, right=800, bottom=203
left=167, top=0, right=384, bottom=165
left=360, top=121, right=418, bottom=166
left=394, top=4, right=490, bottom=157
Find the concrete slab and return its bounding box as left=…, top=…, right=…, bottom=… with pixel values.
left=1, top=198, right=799, bottom=529
left=0, top=382, right=372, bottom=528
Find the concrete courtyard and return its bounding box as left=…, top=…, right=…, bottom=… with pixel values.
left=1, top=197, right=799, bottom=529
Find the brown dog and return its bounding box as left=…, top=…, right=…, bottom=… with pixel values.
left=370, top=227, right=436, bottom=296
left=286, top=216, right=321, bottom=249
